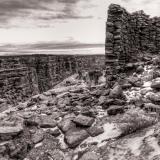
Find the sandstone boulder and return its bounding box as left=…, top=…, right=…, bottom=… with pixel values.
left=136, top=65, right=144, bottom=73
left=0, top=124, right=23, bottom=140
left=152, top=56, right=160, bottom=66
left=0, top=116, right=24, bottom=140
left=64, top=128, right=89, bottom=148
left=121, top=83, right=132, bottom=89
left=39, top=115, right=57, bottom=128
left=87, top=126, right=104, bottom=137
left=31, top=129, right=44, bottom=144
left=79, top=151, right=100, bottom=160
left=46, top=128, right=61, bottom=137
left=151, top=79, right=160, bottom=89
left=109, top=85, right=123, bottom=98
left=73, top=115, right=94, bottom=127
left=26, top=134, right=58, bottom=160
left=58, top=117, right=76, bottom=133
left=125, top=63, right=135, bottom=70
left=128, top=76, right=140, bottom=86
left=107, top=105, right=124, bottom=116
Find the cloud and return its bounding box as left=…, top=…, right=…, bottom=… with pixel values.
left=0, top=0, right=94, bottom=28
left=0, top=0, right=159, bottom=45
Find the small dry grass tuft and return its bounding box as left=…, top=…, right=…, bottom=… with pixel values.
left=117, top=109, right=158, bottom=136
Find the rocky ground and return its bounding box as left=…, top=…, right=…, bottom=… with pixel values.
left=1, top=55, right=160, bottom=160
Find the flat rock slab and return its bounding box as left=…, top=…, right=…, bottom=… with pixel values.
left=107, top=105, right=124, bottom=116
left=26, top=135, right=59, bottom=160
left=151, top=80, right=160, bottom=89
left=87, top=126, right=104, bottom=137
left=0, top=116, right=24, bottom=140
left=109, top=85, right=123, bottom=98
left=65, top=128, right=89, bottom=148
left=0, top=124, right=23, bottom=138
left=73, top=115, right=94, bottom=127
left=79, top=151, right=100, bottom=160
left=39, top=115, right=57, bottom=128
left=46, top=128, right=61, bottom=137
left=31, top=129, right=44, bottom=144
left=58, top=117, right=76, bottom=133
left=0, top=124, right=23, bottom=141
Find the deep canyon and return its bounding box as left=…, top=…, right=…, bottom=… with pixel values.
left=0, top=54, right=105, bottom=104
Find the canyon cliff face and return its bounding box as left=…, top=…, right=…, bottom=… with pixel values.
left=0, top=54, right=105, bottom=104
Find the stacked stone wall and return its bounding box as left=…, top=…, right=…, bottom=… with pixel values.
left=105, top=4, right=160, bottom=71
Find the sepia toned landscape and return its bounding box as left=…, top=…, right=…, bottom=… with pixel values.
left=1, top=1, right=160, bottom=160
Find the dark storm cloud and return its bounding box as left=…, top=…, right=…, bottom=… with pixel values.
left=0, top=0, right=92, bottom=27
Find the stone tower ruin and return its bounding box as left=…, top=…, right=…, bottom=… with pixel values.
left=105, top=4, right=160, bottom=85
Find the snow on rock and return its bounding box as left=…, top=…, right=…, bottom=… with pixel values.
left=147, top=136, right=160, bottom=159
left=96, top=106, right=108, bottom=118
left=83, top=123, right=121, bottom=147
left=143, top=81, right=152, bottom=88
left=126, top=129, right=154, bottom=156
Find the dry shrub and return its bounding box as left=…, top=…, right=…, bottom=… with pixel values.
left=117, top=109, right=157, bottom=136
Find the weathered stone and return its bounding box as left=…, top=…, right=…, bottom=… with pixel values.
left=107, top=105, right=124, bottom=115
left=0, top=145, right=7, bottom=155
left=153, top=56, right=160, bottom=66
left=64, top=128, right=89, bottom=148
left=32, top=129, right=44, bottom=144
left=79, top=151, right=100, bottom=160
left=46, top=128, right=61, bottom=137
left=39, top=115, right=57, bottom=128
left=128, top=76, right=140, bottom=86
left=47, top=149, right=64, bottom=160
left=58, top=117, right=76, bottom=133
left=0, top=157, right=8, bottom=160
left=109, top=85, right=123, bottom=98
left=73, top=115, right=94, bottom=127
left=98, top=96, right=106, bottom=105
left=102, top=98, right=126, bottom=109
left=24, top=115, right=41, bottom=126
left=6, top=129, right=32, bottom=159
left=121, top=83, right=132, bottom=89
left=81, top=107, right=97, bottom=118
left=136, top=65, right=144, bottom=73
left=0, top=118, right=23, bottom=140
left=125, top=63, right=135, bottom=70
left=151, top=79, right=160, bottom=89
left=87, top=126, right=104, bottom=137
left=26, top=135, right=58, bottom=160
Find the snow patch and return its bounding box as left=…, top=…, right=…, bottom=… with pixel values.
left=126, top=129, right=154, bottom=156
left=83, top=123, right=121, bottom=147
left=143, top=81, right=152, bottom=88
left=147, top=136, right=160, bottom=159
left=57, top=133, right=68, bottom=150
left=97, top=106, right=108, bottom=118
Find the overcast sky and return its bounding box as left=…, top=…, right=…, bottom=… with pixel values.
left=0, top=0, right=159, bottom=45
